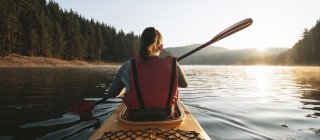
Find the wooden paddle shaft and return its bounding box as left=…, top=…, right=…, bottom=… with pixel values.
left=177, top=18, right=253, bottom=61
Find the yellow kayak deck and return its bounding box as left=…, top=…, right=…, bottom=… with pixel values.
left=90, top=100, right=210, bottom=140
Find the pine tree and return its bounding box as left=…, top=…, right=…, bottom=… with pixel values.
left=95, top=24, right=104, bottom=60
left=39, top=11, right=53, bottom=57
left=0, top=0, right=9, bottom=56
left=52, top=22, right=65, bottom=58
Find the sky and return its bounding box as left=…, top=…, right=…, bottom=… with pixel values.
left=52, top=0, right=320, bottom=50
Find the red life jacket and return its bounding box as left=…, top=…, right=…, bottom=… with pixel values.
left=123, top=56, right=178, bottom=111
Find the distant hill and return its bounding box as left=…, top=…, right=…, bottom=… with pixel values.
left=165, top=44, right=229, bottom=57
left=164, top=44, right=289, bottom=65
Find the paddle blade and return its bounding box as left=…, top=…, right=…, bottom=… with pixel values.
left=67, top=101, right=96, bottom=113
left=177, top=18, right=253, bottom=61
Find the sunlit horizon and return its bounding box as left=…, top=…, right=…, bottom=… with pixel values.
left=52, top=0, right=319, bottom=50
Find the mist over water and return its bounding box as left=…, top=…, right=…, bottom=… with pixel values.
left=0, top=66, right=319, bottom=140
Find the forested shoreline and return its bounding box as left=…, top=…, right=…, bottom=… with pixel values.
left=1, top=0, right=319, bottom=65
left=0, top=0, right=140, bottom=62
left=276, top=20, right=320, bottom=65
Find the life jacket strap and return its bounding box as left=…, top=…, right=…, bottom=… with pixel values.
left=130, top=57, right=177, bottom=111
left=130, top=59, right=145, bottom=109
left=165, top=57, right=177, bottom=112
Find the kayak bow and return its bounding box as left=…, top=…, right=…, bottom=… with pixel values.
left=90, top=100, right=210, bottom=140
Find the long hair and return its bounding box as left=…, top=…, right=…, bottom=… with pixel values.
left=139, top=27, right=162, bottom=61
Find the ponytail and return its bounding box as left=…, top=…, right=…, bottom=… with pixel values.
left=139, top=27, right=162, bottom=61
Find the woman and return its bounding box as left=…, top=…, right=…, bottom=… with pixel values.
left=108, top=27, right=188, bottom=120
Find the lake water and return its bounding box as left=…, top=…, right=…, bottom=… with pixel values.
left=0, top=66, right=319, bottom=140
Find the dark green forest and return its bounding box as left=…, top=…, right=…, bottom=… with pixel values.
left=1, top=0, right=319, bottom=65
left=0, top=0, right=141, bottom=62
left=276, top=20, right=320, bottom=65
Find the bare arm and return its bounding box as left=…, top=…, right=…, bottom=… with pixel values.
left=108, top=61, right=131, bottom=98
left=108, top=71, right=125, bottom=98
left=177, top=63, right=188, bottom=88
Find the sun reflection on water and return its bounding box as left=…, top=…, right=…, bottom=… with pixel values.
left=246, top=66, right=296, bottom=97
left=245, top=66, right=279, bottom=98
left=184, top=66, right=320, bottom=139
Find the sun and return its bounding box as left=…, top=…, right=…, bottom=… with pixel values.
left=257, top=47, right=267, bottom=53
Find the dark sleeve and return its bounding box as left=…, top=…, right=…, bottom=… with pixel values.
left=107, top=65, right=126, bottom=98
left=177, top=63, right=188, bottom=88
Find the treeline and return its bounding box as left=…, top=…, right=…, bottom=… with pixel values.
left=1, top=0, right=319, bottom=65
left=277, top=19, right=320, bottom=65
left=0, top=0, right=140, bottom=62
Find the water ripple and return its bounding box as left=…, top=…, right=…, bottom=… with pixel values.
left=1, top=66, right=320, bottom=139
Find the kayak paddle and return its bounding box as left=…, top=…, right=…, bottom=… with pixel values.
left=67, top=98, right=109, bottom=113
left=68, top=18, right=253, bottom=113
left=68, top=88, right=125, bottom=113
left=177, top=18, right=253, bottom=61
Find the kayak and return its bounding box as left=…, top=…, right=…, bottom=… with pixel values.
left=90, top=100, right=210, bottom=140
